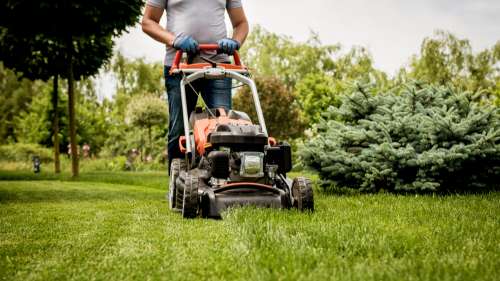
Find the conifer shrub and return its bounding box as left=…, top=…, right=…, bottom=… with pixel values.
left=300, top=83, right=500, bottom=192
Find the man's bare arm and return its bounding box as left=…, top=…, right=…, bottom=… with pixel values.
left=141, top=4, right=176, bottom=46
left=228, top=7, right=249, bottom=46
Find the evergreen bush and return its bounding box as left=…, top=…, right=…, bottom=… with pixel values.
left=300, top=83, right=500, bottom=192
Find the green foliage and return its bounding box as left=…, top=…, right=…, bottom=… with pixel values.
left=0, top=63, right=40, bottom=144
left=0, top=0, right=144, bottom=37
left=403, top=31, right=499, bottom=101
left=112, top=52, right=164, bottom=97
left=300, top=83, right=500, bottom=192
left=0, top=0, right=145, bottom=176
left=125, top=94, right=168, bottom=130
left=294, top=73, right=340, bottom=125
left=13, top=89, right=53, bottom=145
left=75, top=80, right=110, bottom=155
left=0, top=143, right=53, bottom=163
left=240, top=26, right=338, bottom=88
left=124, top=94, right=168, bottom=158
left=293, top=48, right=389, bottom=127
left=0, top=31, right=114, bottom=81
left=233, top=75, right=305, bottom=140
left=242, top=26, right=389, bottom=129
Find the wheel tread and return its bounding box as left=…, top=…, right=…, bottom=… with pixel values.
left=169, top=159, right=186, bottom=210
left=292, top=177, right=314, bottom=212
left=182, top=174, right=199, bottom=218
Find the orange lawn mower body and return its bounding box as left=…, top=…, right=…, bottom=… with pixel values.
left=168, top=44, right=314, bottom=218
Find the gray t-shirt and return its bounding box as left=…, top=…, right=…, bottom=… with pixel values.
left=147, top=0, right=242, bottom=66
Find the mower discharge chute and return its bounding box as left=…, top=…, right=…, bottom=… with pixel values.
left=168, top=44, right=314, bottom=218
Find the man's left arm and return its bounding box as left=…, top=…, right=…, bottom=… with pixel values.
left=228, top=7, right=249, bottom=46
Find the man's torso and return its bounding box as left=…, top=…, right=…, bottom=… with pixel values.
left=148, top=0, right=242, bottom=65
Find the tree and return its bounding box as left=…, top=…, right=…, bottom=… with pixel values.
left=294, top=73, right=344, bottom=126
left=0, top=0, right=143, bottom=176
left=403, top=30, right=499, bottom=102
left=241, top=27, right=388, bottom=129
left=240, top=26, right=338, bottom=88
left=294, top=47, right=388, bottom=127
left=0, top=63, right=40, bottom=144
left=75, top=80, right=112, bottom=157
left=300, top=83, right=500, bottom=193
left=125, top=94, right=168, bottom=160
left=112, top=52, right=165, bottom=98
left=0, top=32, right=113, bottom=173
left=233, top=75, right=305, bottom=140
left=13, top=87, right=53, bottom=145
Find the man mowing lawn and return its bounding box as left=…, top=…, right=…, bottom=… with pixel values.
left=141, top=0, right=249, bottom=171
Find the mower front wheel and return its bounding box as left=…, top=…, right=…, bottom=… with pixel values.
left=292, top=177, right=314, bottom=212
left=182, top=174, right=199, bottom=218
left=169, top=158, right=186, bottom=211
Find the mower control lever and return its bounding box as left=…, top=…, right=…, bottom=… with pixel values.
left=200, top=56, right=218, bottom=68
left=171, top=44, right=242, bottom=70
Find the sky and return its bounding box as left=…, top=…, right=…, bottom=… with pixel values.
left=98, top=0, right=500, bottom=99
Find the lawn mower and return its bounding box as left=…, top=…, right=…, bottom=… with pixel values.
left=168, top=44, right=314, bottom=218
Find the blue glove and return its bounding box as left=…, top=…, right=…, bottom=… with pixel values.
left=217, top=38, right=240, bottom=55
left=173, top=34, right=199, bottom=54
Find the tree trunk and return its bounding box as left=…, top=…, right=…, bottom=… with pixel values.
left=148, top=125, right=152, bottom=160
left=67, top=37, right=79, bottom=177
left=52, top=75, right=61, bottom=173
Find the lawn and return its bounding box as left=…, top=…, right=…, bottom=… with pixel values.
left=0, top=171, right=499, bottom=281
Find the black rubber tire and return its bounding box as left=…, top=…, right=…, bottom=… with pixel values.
left=169, top=158, right=186, bottom=210
left=182, top=174, right=199, bottom=218
left=292, top=177, right=314, bottom=212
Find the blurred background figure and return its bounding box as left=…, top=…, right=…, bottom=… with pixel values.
left=82, top=143, right=91, bottom=159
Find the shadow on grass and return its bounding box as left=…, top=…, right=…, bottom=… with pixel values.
left=0, top=170, right=168, bottom=190
left=0, top=181, right=164, bottom=204
left=320, top=183, right=500, bottom=196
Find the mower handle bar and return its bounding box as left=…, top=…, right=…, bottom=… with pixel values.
left=180, top=69, right=268, bottom=159
left=171, top=44, right=242, bottom=68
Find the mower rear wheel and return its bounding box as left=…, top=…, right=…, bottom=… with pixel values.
left=182, top=174, right=199, bottom=218
left=169, top=158, right=186, bottom=211
left=292, top=177, right=314, bottom=212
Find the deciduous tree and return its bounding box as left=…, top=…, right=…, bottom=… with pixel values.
left=0, top=0, right=143, bottom=176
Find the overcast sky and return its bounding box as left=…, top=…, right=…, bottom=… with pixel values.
left=97, top=0, right=499, bottom=99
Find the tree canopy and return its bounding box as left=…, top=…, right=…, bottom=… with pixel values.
left=403, top=30, right=500, bottom=100
left=0, top=0, right=144, bottom=177
left=0, top=0, right=143, bottom=37
left=233, top=75, right=305, bottom=140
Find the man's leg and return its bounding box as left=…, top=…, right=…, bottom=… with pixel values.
left=165, top=67, right=199, bottom=171
left=202, top=78, right=232, bottom=110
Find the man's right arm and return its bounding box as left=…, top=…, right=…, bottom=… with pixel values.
left=141, top=4, right=176, bottom=47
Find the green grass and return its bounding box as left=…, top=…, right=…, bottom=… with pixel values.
left=0, top=171, right=499, bottom=281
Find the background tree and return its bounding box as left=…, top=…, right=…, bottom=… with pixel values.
left=125, top=94, right=168, bottom=160
left=403, top=30, right=499, bottom=101
left=233, top=76, right=305, bottom=140
left=112, top=52, right=165, bottom=97
left=0, top=32, right=113, bottom=173
left=294, top=73, right=340, bottom=126
left=240, top=26, right=338, bottom=88
left=0, top=0, right=143, bottom=176
left=0, top=63, right=40, bottom=144
left=75, top=80, right=112, bottom=157
left=293, top=47, right=388, bottom=127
